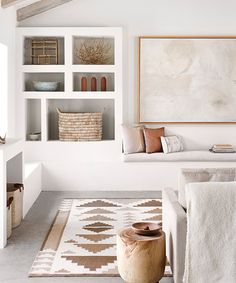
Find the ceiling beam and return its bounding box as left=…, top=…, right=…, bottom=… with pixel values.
left=1, top=0, right=26, bottom=8
left=17, top=0, right=72, bottom=21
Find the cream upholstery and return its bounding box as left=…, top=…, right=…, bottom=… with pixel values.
left=162, top=168, right=236, bottom=283
left=163, top=188, right=187, bottom=283
left=184, top=182, right=236, bottom=282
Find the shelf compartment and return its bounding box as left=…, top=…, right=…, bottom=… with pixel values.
left=47, top=99, right=114, bottom=141
left=24, top=37, right=64, bottom=65
left=24, top=72, right=64, bottom=92
left=73, top=36, right=114, bottom=65
left=26, top=99, right=41, bottom=141
left=73, top=72, right=115, bottom=92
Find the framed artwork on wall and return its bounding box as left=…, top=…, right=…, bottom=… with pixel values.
left=139, top=36, right=236, bottom=124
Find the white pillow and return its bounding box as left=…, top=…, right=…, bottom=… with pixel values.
left=160, top=135, right=184, bottom=154
left=122, top=125, right=145, bottom=154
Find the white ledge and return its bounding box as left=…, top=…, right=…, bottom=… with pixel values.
left=123, top=150, right=236, bottom=162
left=0, top=139, right=24, bottom=162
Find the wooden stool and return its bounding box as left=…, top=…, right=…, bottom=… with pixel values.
left=117, top=228, right=166, bottom=283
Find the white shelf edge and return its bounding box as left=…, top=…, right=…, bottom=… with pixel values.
left=22, top=65, right=117, bottom=73
left=23, top=92, right=117, bottom=99
left=17, top=27, right=122, bottom=36
left=72, top=65, right=116, bottom=73
left=21, top=65, right=66, bottom=73
left=23, top=92, right=65, bottom=98
left=25, top=140, right=116, bottom=144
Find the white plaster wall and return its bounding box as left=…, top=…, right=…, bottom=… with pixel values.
left=0, top=6, right=16, bottom=137
left=17, top=0, right=236, bottom=190
left=19, top=0, right=236, bottom=149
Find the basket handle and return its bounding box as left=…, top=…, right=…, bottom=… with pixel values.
left=7, top=197, right=14, bottom=209
left=57, top=108, right=61, bottom=114
left=14, top=183, right=24, bottom=192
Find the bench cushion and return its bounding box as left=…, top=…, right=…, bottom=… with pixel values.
left=179, top=168, right=236, bottom=209
left=123, top=150, right=236, bottom=162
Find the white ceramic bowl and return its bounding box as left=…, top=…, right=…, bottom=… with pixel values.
left=28, top=133, right=41, bottom=141
left=33, top=81, right=59, bottom=91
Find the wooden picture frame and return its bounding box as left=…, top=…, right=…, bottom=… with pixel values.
left=138, top=36, right=236, bottom=124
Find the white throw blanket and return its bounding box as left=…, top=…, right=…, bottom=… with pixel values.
left=184, top=182, right=236, bottom=283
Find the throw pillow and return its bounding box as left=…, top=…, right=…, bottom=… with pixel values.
left=179, top=168, right=236, bottom=209
left=122, top=125, right=145, bottom=154
left=161, top=135, right=184, bottom=154
left=143, top=127, right=164, bottom=153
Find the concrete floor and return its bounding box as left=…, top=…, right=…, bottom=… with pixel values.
left=0, top=191, right=173, bottom=283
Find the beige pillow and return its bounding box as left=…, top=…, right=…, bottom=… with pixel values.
left=178, top=168, right=236, bottom=209
left=143, top=127, right=164, bottom=153
left=122, top=125, right=145, bottom=154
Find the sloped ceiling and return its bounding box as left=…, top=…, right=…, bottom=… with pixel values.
left=1, top=0, right=73, bottom=21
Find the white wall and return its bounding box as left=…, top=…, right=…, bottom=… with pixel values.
left=19, top=0, right=236, bottom=149
left=18, top=0, right=236, bottom=190
left=0, top=43, right=8, bottom=137
left=0, top=6, right=16, bottom=137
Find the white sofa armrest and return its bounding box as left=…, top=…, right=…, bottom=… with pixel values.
left=162, top=187, right=187, bottom=283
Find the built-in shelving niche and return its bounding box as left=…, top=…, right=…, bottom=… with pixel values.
left=47, top=99, right=115, bottom=141
left=73, top=72, right=115, bottom=92
left=24, top=37, right=65, bottom=65
left=26, top=99, right=41, bottom=141
left=73, top=36, right=115, bottom=65
left=24, top=72, right=65, bottom=91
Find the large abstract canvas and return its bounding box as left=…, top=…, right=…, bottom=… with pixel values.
left=139, top=37, right=236, bottom=123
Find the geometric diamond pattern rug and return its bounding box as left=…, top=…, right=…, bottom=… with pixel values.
left=29, top=198, right=172, bottom=277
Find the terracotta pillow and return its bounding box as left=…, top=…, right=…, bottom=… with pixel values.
left=143, top=127, right=164, bottom=153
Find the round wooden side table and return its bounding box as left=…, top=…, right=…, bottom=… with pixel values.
left=117, top=228, right=166, bottom=283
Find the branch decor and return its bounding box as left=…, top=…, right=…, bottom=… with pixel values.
left=75, top=38, right=112, bottom=65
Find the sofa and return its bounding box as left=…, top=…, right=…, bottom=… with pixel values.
left=162, top=167, right=236, bottom=283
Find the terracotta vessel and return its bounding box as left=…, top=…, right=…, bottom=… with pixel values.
left=91, top=77, right=97, bottom=91
left=81, top=77, right=87, bottom=91
left=101, top=77, right=107, bottom=91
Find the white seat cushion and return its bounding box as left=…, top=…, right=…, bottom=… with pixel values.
left=123, top=150, right=236, bottom=162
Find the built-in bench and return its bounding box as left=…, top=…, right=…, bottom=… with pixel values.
left=122, top=150, right=236, bottom=191
left=123, top=150, right=236, bottom=162
left=23, top=162, right=42, bottom=217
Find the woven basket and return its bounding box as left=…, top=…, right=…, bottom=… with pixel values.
left=57, top=108, right=102, bottom=141
left=7, top=197, right=13, bottom=239
left=7, top=183, right=24, bottom=228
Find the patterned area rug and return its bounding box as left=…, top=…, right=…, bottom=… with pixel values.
left=29, top=198, right=172, bottom=277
